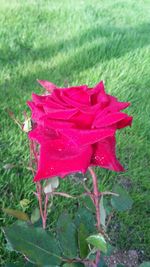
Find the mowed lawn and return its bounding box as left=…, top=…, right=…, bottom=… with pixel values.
left=0, top=0, right=150, bottom=264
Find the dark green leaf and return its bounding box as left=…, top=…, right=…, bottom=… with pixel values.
left=57, top=212, right=78, bottom=259
left=100, top=196, right=106, bottom=229
left=63, top=263, right=84, bottom=267
left=111, top=185, right=133, bottom=211
left=3, top=221, right=62, bottom=266
left=139, top=262, right=150, bottom=267
left=5, top=264, right=17, bottom=267
left=81, top=195, right=95, bottom=211
left=74, top=207, right=96, bottom=234
left=86, top=234, right=107, bottom=253
left=5, top=262, right=37, bottom=267
left=3, top=208, right=30, bottom=221
left=78, top=223, right=89, bottom=258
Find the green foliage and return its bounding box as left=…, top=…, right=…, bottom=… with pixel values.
left=5, top=263, right=37, bottom=267
left=139, top=263, right=150, bottom=267
left=74, top=207, right=96, bottom=234
left=3, top=221, right=62, bottom=266
left=111, top=185, right=133, bottom=211
left=56, top=212, right=78, bottom=259
left=78, top=223, right=89, bottom=258
left=86, top=234, right=107, bottom=253
left=63, top=264, right=84, bottom=267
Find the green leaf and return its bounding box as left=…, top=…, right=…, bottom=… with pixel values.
left=63, top=264, right=84, bottom=267
left=139, top=262, right=150, bottom=267
left=31, top=207, right=40, bottom=224
left=74, top=207, right=96, bottom=234
left=5, top=264, right=17, bottom=267
left=81, top=195, right=95, bottom=211
left=111, top=185, right=133, bottom=211
left=100, top=196, right=106, bottom=229
left=57, top=212, right=78, bottom=259
left=3, top=221, right=62, bottom=266
left=3, top=208, right=30, bottom=221
left=78, top=223, right=89, bottom=258
left=5, top=262, right=37, bottom=267
left=86, top=234, right=107, bottom=253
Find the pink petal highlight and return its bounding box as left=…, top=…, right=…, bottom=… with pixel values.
left=37, top=80, right=57, bottom=92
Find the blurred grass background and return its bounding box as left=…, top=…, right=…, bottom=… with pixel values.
left=0, top=0, right=150, bottom=265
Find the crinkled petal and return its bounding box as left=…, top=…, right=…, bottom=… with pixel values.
left=91, top=136, right=124, bottom=172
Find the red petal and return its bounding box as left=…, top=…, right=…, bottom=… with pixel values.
left=93, top=112, right=129, bottom=128
left=34, top=143, right=93, bottom=181
left=88, top=81, right=110, bottom=106
left=39, top=116, right=75, bottom=129
left=62, top=85, right=90, bottom=106
left=43, top=107, right=77, bottom=120
left=59, top=128, right=115, bottom=146
left=91, top=136, right=124, bottom=172
left=117, top=116, right=133, bottom=129
left=28, top=126, right=60, bottom=144
left=27, top=101, right=45, bottom=122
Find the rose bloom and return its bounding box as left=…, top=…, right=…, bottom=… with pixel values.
left=27, top=80, right=132, bottom=182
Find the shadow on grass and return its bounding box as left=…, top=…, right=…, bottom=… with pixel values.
left=1, top=22, right=150, bottom=89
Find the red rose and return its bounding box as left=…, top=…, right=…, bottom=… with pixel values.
left=28, top=80, right=132, bottom=182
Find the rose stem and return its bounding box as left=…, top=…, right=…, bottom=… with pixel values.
left=43, top=194, right=49, bottom=229
left=88, top=167, right=101, bottom=265
left=88, top=167, right=101, bottom=231
left=36, top=182, right=44, bottom=228
left=29, top=141, right=46, bottom=229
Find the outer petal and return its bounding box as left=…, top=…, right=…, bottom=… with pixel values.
left=34, top=143, right=93, bottom=181
left=37, top=80, right=57, bottom=92
left=62, top=85, right=90, bottom=107
left=39, top=116, right=75, bottom=129
left=93, top=112, right=130, bottom=128
left=117, top=116, right=133, bottom=129
left=28, top=126, right=60, bottom=144
left=27, top=101, right=45, bottom=122
left=59, top=128, right=115, bottom=146
left=32, top=93, right=66, bottom=110
left=91, top=136, right=124, bottom=172
left=88, top=81, right=110, bottom=107
left=43, top=107, right=77, bottom=120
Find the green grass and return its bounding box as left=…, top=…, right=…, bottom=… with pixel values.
left=0, top=0, right=150, bottom=264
